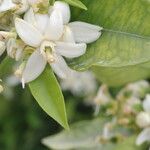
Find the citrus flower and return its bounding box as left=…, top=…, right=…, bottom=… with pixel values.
left=15, top=7, right=88, bottom=88
left=0, top=0, right=40, bottom=13
left=14, top=1, right=102, bottom=88
left=52, top=1, right=103, bottom=44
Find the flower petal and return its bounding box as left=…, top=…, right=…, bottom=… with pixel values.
left=45, top=10, right=63, bottom=41
left=22, top=50, right=47, bottom=83
left=0, top=41, right=6, bottom=56
left=53, top=1, right=70, bottom=24
left=24, top=8, right=36, bottom=25
left=15, top=18, right=43, bottom=47
left=62, top=26, right=75, bottom=43
left=55, top=42, right=87, bottom=58
left=0, top=0, right=16, bottom=12
left=136, top=128, right=150, bottom=145
left=50, top=54, right=72, bottom=79
left=68, top=21, right=102, bottom=43
left=35, top=14, right=49, bottom=34
left=24, top=8, right=49, bottom=34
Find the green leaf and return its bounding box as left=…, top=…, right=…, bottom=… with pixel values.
left=42, top=118, right=115, bottom=150
left=70, top=0, right=150, bottom=70
left=29, top=66, right=69, bottom=129
left=0, top=57, right=15, bottom=78
left=92, top=62, right=150, bottom=87
left=62, top=0, right=87, bottom=10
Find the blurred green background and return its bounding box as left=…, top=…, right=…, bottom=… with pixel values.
left=0, top=85, right=94, bottom=150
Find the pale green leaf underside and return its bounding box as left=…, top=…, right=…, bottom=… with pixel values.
left=69, top=0, right=150, bottom=70
left=29, top=66, right=69, bottom=129
left=42, top=118, right=146, bottom=150
left=42, top=118, right=114, bottom=150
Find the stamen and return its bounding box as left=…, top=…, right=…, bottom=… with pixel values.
left=46, top=51, right=55, bottom=63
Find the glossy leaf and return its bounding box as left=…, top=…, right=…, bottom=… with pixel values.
left=29, top=66, right=69, bottom=129
left=92, top=62, right=150, bottom=87
left=62, top=0, right=87, bottom=10
left=70, top=0, right=150, bottom=70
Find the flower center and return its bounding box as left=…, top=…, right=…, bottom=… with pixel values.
left=40, top=41, right=56, bottom=63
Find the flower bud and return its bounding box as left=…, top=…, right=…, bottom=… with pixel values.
left=136, top=112, right=150, bottom=128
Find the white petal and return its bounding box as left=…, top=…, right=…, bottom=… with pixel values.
left=55, top=42, right=86, bottom=58
left=136, top=128, right=150, bottom=145
left=45, top=10, right=63, bottom=41
left=15, top=18, right=43, bottom=47
left=50, top=54, right=72, bottom=79
left=0, top=0, right=16, bottom=12
left=22, top=50, right=47, bottom=83
left=69, top=21, right=102, bottom=43
left=24, top=8, right=49, bottom=34
left=69, top=21, right=102, bottom=31
left=62, top=26, right=75, bottom=43
left=53, top=1, right=70, bottom=24
left=24, top=8, right=36, bottom=25
left=0, top=41, right=6, bottom=56
left=35, top=14, right=49, bottom=34
left=143, top=95, right=150, bottom=113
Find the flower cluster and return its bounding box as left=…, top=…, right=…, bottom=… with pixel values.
left=0, top=0, right=102, bottom=88
left=92, top=80, right=150, bottom=146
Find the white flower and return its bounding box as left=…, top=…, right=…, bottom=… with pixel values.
left=15, top=7, right=89, bottom=87
left=136, top=127, right=150, bottom=146
left=53, top=1, right=102, bottom=44
left=0, top=0, right=16, bottom=12
left=60, top=71, right=97, bottom=96
left=136, top=112, right=150, bottom=128
left=93, top=84, right=112, bottom=115
left=0, top=0, right=39, bottom=13
left=126, top=80, right=149, bottom=98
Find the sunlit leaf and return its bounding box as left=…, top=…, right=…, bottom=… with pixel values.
left=29, top=66, right=69, bottom=129
left=70, top=0, right=150, bottom=69
left=62, top=0, right=87, bottom=10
